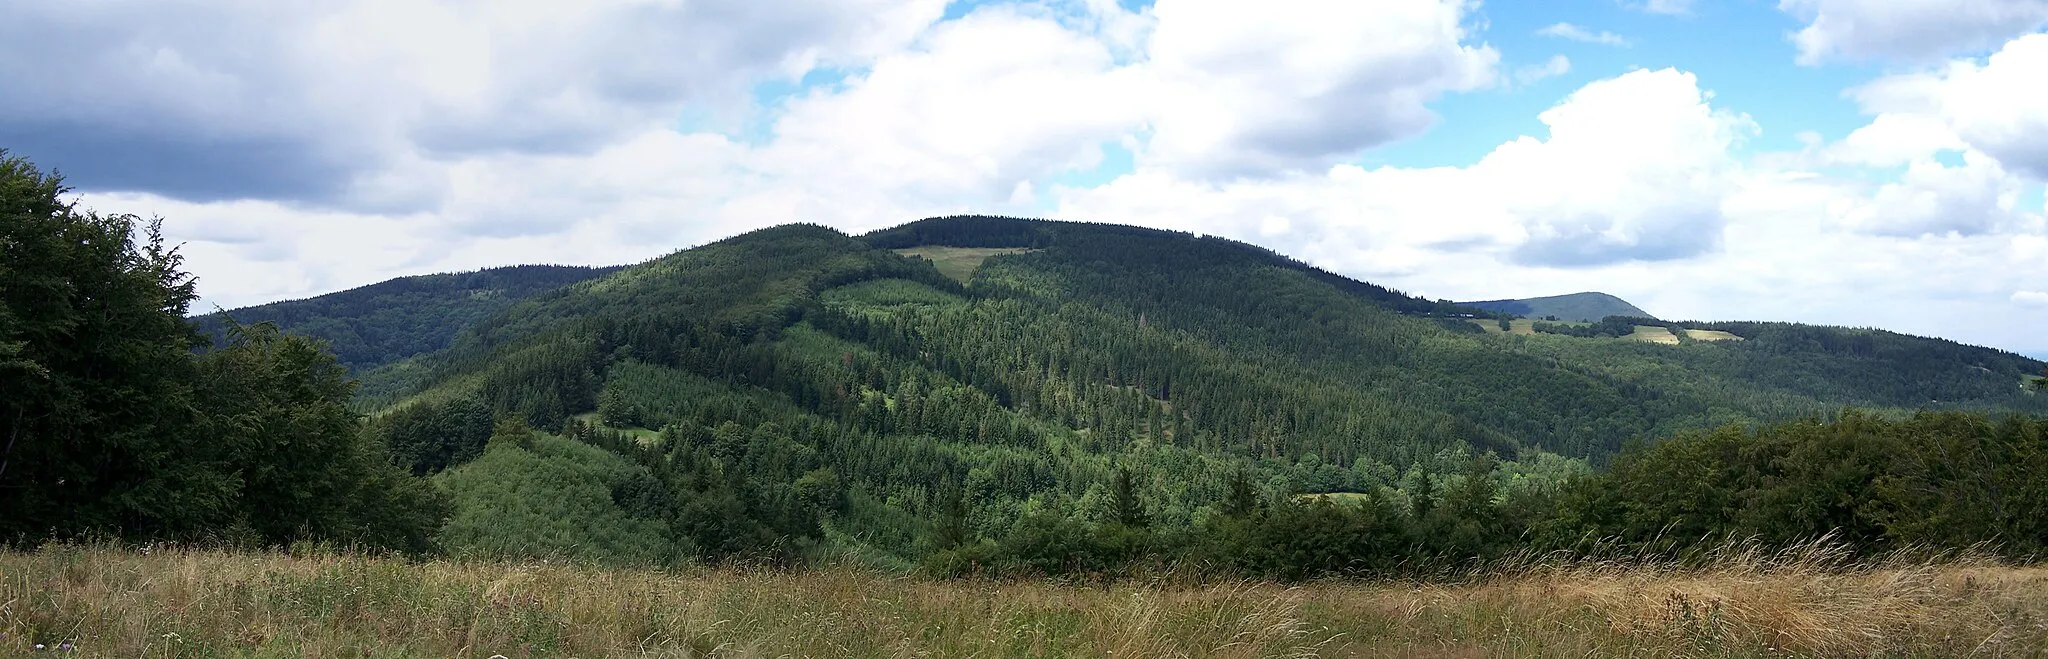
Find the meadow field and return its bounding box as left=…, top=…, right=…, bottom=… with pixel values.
left=891, top=246, right=1036, bottom=283
left=5, top=545, right=2045, bottom=657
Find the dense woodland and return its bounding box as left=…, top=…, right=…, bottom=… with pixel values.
left=7, top=152, right=2048, bottom=578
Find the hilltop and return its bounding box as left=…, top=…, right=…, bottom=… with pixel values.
left=1461, top=291, right=1654, bottom=323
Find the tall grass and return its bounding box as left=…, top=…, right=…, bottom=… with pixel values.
left=3, top=543, right=2043, bottom=657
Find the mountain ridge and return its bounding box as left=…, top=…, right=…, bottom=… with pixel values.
left=1461, top=291, right=1654, bottom=323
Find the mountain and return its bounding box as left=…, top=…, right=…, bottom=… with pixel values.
left=1461, top=291, right=1653, bottom=322
left=304, top=215, right=2044, bottom=565
left=191, top=264, right=621, bottom=374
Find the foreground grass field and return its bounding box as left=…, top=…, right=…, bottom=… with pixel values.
left=5, top=546, right=2046, bottom=657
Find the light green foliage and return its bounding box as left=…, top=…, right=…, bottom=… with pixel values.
left=819, top=277, right=965, bottom=308
left=435, top=428, right=677, bottom=565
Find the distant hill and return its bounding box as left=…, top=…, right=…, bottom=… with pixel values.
left=190, top=264, right=622, bottom=374
left=1461, top=292, right=1653, bottom=322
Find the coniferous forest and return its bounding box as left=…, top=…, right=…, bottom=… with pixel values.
left=8, top=149, right=2048, bottom=580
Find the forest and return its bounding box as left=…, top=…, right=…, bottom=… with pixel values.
left=7, top=151, right=2048, bottom=580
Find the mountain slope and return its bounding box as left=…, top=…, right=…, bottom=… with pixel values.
left=330, top=216, right=2044, bottom=565
left=1462, top=292, right=1653, bottom=322
left=191, top=264, right=621, bottom=373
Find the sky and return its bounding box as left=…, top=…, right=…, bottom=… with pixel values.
left=4, top=0, right=2047, bottom=355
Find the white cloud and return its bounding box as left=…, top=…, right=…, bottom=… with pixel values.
left=1056, top=68, right=1753, bottom=270
left=2014, top=290, right=2048, bottom=306
left=1781, top=0, right=2048, bottom=64
left=1138, top=0, right=1498, bottom=178
left=1833, top=33, right=2048, bottom=182
left=1537, top=22, right=1630, bottom=46
left=1491, top=70, right=1755, bottom=265
left=762, top=7, right=1149, bottom=203
left=1632, top=0, right=1696, bottom=16
left=1831, top=150, right=2028, bottom=236
left=1513, top=55, right=1574, bottom=87
left=1825, top=114, right=1966, bottom=167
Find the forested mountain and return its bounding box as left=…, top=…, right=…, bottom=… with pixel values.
left=334, top=215, right=2044, bottom=568
left=1462, top=291, right=1654, bottom=322
left=190, top=264, right=620, bottom=374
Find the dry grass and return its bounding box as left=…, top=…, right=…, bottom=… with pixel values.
left=1681, top=330, right=1745, bottom=342
left=4, top=545, right=2046, bottom=657
left=1627, top=325, right=1682, bottom=345
left=893, top=247, right=1036, bottom=283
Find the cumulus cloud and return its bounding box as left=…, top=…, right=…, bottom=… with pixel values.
left=1056, top=68, right=1753, bottom=270
left=1486, top=69, right=1754, bottom=265
left=1138, top=0, right=1497, bottom=178
left=2014, top=290, right=2048, bottom=306
left=1537, top=23, right=1631, bottom=46
left=1836, top=33, right=2048, bottom=182
left=1781, top=0, right=2048, bottom=64
left=1832, top=150, right=2028, bottom=236
left=762, top=6, right=1149, bottom=204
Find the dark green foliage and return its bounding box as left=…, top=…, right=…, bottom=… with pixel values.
left=0, top=151, right=441, bottom=551
left=1109, top=467, right=1149, bottom=528
left=1546, top=411, right=2048, bottom=558
left=1534, top=315, right=1652, bottom=338
left=371, top=395, right=494, bottom=475
left=190, top=264, right=620, bottom=374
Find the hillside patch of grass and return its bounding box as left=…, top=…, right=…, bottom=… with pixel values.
left=1683, top=328, right=1745, bottom=342
left=1627, top=325, right=1681, bottom=345
left=894, top=246, right=1037, bottom=283
left=1471, top=318, right=1588, bottom=336
left=6, top=546, right=2046, bottom=657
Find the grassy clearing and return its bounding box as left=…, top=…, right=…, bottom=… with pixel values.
left=1683, top=329, right=1745, bottom=342
left=894, top=246, right=1037, bottom=283
left=5, top=546, right=2046, bottom=657
left=1627, top=325, right=1681, bottom=345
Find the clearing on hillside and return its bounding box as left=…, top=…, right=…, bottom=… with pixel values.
left=1294, top=492, right=1375, bottom=505
left=1467, top=318, right=1552, bottom=335
left=1683, top=329, right=1745, bottom=342
left=1626, top=325, right=1680, bottom=345
left=894, top=246, right=1036, bottom=283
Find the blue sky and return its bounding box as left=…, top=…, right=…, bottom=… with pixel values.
left=3, top=0, right=2046, bottom=354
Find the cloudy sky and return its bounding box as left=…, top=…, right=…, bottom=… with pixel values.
left=5, top=0, right=2047, bottom=354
